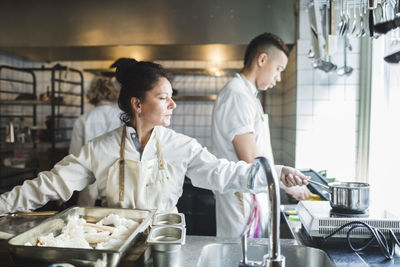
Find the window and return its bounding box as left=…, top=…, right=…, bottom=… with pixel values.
left=369, top=32, right=400, bottom=215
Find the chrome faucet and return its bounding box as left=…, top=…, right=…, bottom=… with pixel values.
left=239, top=156, right=285, bottom=267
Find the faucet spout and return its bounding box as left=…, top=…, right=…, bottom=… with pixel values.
left=253, top=156, right=285, bottom=267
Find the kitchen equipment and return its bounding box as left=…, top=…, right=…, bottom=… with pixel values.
left=368, top=0, right=376, bottom=37
left=351, top=5, right=358, bottom=35
left=308, top=179, right=370, bottom=213
left=336, top=36, right=354, bottom=76
left=308, top=0, right=337, bottom=72
left=397, top=0, right=400, bottom=15
left=297, top=201, right=400, bottom=239
left=384, top=49, right=400, bottom=63
left=374, top=16, right=400, bottom=34
left=357, top=1, right=367, bottom=37
left=152, top=213, right=186, bottom=227
left=147, top=225, right=186, bottom=267
left=5, top=120, right=15, bottom=143
left=337, top=0, right=350, bottom=37
left=8, top=211, right=57, bottom=217
left=8, top=206, right=155, bottom=266
left=147, top=226, right=186, bottom=252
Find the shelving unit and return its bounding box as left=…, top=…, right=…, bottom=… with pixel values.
left=0, top=64, right=84, bottom=189
left=0, top=66, right=37, bottom=189
left=27, top=64, right=84, bottom=166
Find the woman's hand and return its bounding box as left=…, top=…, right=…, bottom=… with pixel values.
left=280, top=166, right=310, bottom=187
left=283, top=185, right=311, bottom=200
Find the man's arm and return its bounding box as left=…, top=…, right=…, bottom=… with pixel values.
left=232, top=133, right=258, bottom=163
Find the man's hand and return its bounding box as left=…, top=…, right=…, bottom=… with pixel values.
left=280, top=166, right=310, bottom=187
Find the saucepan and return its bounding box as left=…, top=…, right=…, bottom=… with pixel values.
left=308, top=180, right=370, bottom=213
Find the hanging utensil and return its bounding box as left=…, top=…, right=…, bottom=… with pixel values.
left=344, top=0, right=351, bottom=36
left=358, top=0, right=366, bottom=37
left=374, top=16, right=400, bottom=33
left=337, top=36, right=354, bottom=76
left=308, top=0, right=321, bottom=60
left=351, top=4, right=358, bottom=36
left=397, top=0, right=400, bottom=15
left=308, top=0, right=337, bottom=72
left=369, top=0, right=376, bottom=37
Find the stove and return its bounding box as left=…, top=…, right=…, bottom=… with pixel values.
left=297, top=201, right=400, bottom=239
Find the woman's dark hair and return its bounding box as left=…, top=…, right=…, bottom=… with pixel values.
left=244, top=33, right=290, bottom=68
left=116, top=59, right=172, bottom=124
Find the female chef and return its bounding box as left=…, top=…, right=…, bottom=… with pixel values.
left=0, top=60, right=309, bottom=214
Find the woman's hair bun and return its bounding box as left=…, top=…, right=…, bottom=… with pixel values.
left=114, top=58, right=138, bottom=84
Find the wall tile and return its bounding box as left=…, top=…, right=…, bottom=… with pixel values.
left=313, top=85, right=330, bottom=100
left=297, top=115, right=313, bottom=131
left=297, top=39, right=312, bottom=56
left=345, top=85, right=360, bottom=100
left=297, top=54, right=314, bottom=70
left=297, top=70, right=313, bottom=85
left=297, top=85, right=313, bottom=100
left=297, top=100, right=313, bottom=115
left=313, top=70, right=330, bottom=85
left=329, top=85, right=345, bottom=100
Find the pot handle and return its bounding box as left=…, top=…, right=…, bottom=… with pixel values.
left=308, top=179, right=330, bottom=190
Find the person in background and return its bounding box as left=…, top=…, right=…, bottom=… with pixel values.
left=211, top=32, right=311, bottom=238
left=69, top=76, right=123, bottom=206
left=0, top=60, right=310, bottom=215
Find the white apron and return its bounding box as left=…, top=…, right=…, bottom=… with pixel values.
left=105, top=126, right=179, bottom=212
left=239, top=75, right=274, bottom=237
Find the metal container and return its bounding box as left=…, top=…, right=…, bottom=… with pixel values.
left=152, top=213, right=185, bottom=227
left=147, top=226, right=186, bottom=253
left=8, top=207, right=155, bottom=266
left=329, top=182, right=370, bottom=213
left=308, top=180, right=370, bottom=213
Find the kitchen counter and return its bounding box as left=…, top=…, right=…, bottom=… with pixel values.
left=1, top=208, right=400, bottom=266
left=283, top=204, right=400, bottom=267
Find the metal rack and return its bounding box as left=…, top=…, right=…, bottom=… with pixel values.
left=0, top=64, right=84, bottom=189
left=0, top=66, right=37, bottom=189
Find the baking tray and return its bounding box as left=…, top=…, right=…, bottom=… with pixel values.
left=8, top=206, right=155, bottom=266
left=300, top=168, right=330, bottom=201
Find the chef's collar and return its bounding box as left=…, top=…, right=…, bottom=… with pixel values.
left=126, top=125, right=143, bottom=156
left=237, top=73, right=258, bottom=97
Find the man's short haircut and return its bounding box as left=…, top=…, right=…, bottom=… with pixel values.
left=243, top=33, right=290, bottom=68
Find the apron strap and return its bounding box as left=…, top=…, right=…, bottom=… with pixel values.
left=119, top=126, right=165, bottom=202
left=119, top=125, right=127, bottom=201
left=155, top=128, right=165, bottom=170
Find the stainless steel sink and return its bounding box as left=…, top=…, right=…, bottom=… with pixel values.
left=196, top=242, right=335, bottom=267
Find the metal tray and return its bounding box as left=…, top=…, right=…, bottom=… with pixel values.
left=152, top=213, right=185, bottom=227
left=8, top=206, right=155, bottom=266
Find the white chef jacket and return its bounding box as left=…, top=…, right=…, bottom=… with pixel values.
left=69, top=102, right=123, bottom=206
left=0, top=126, right=269, bottom=214
left=211, top=73, right=283, bottom=237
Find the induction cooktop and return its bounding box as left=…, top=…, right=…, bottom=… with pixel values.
left=297, top=201, right=400, bottom=239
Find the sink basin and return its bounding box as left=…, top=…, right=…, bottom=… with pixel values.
left=196, top=243, right=334, bottom=267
